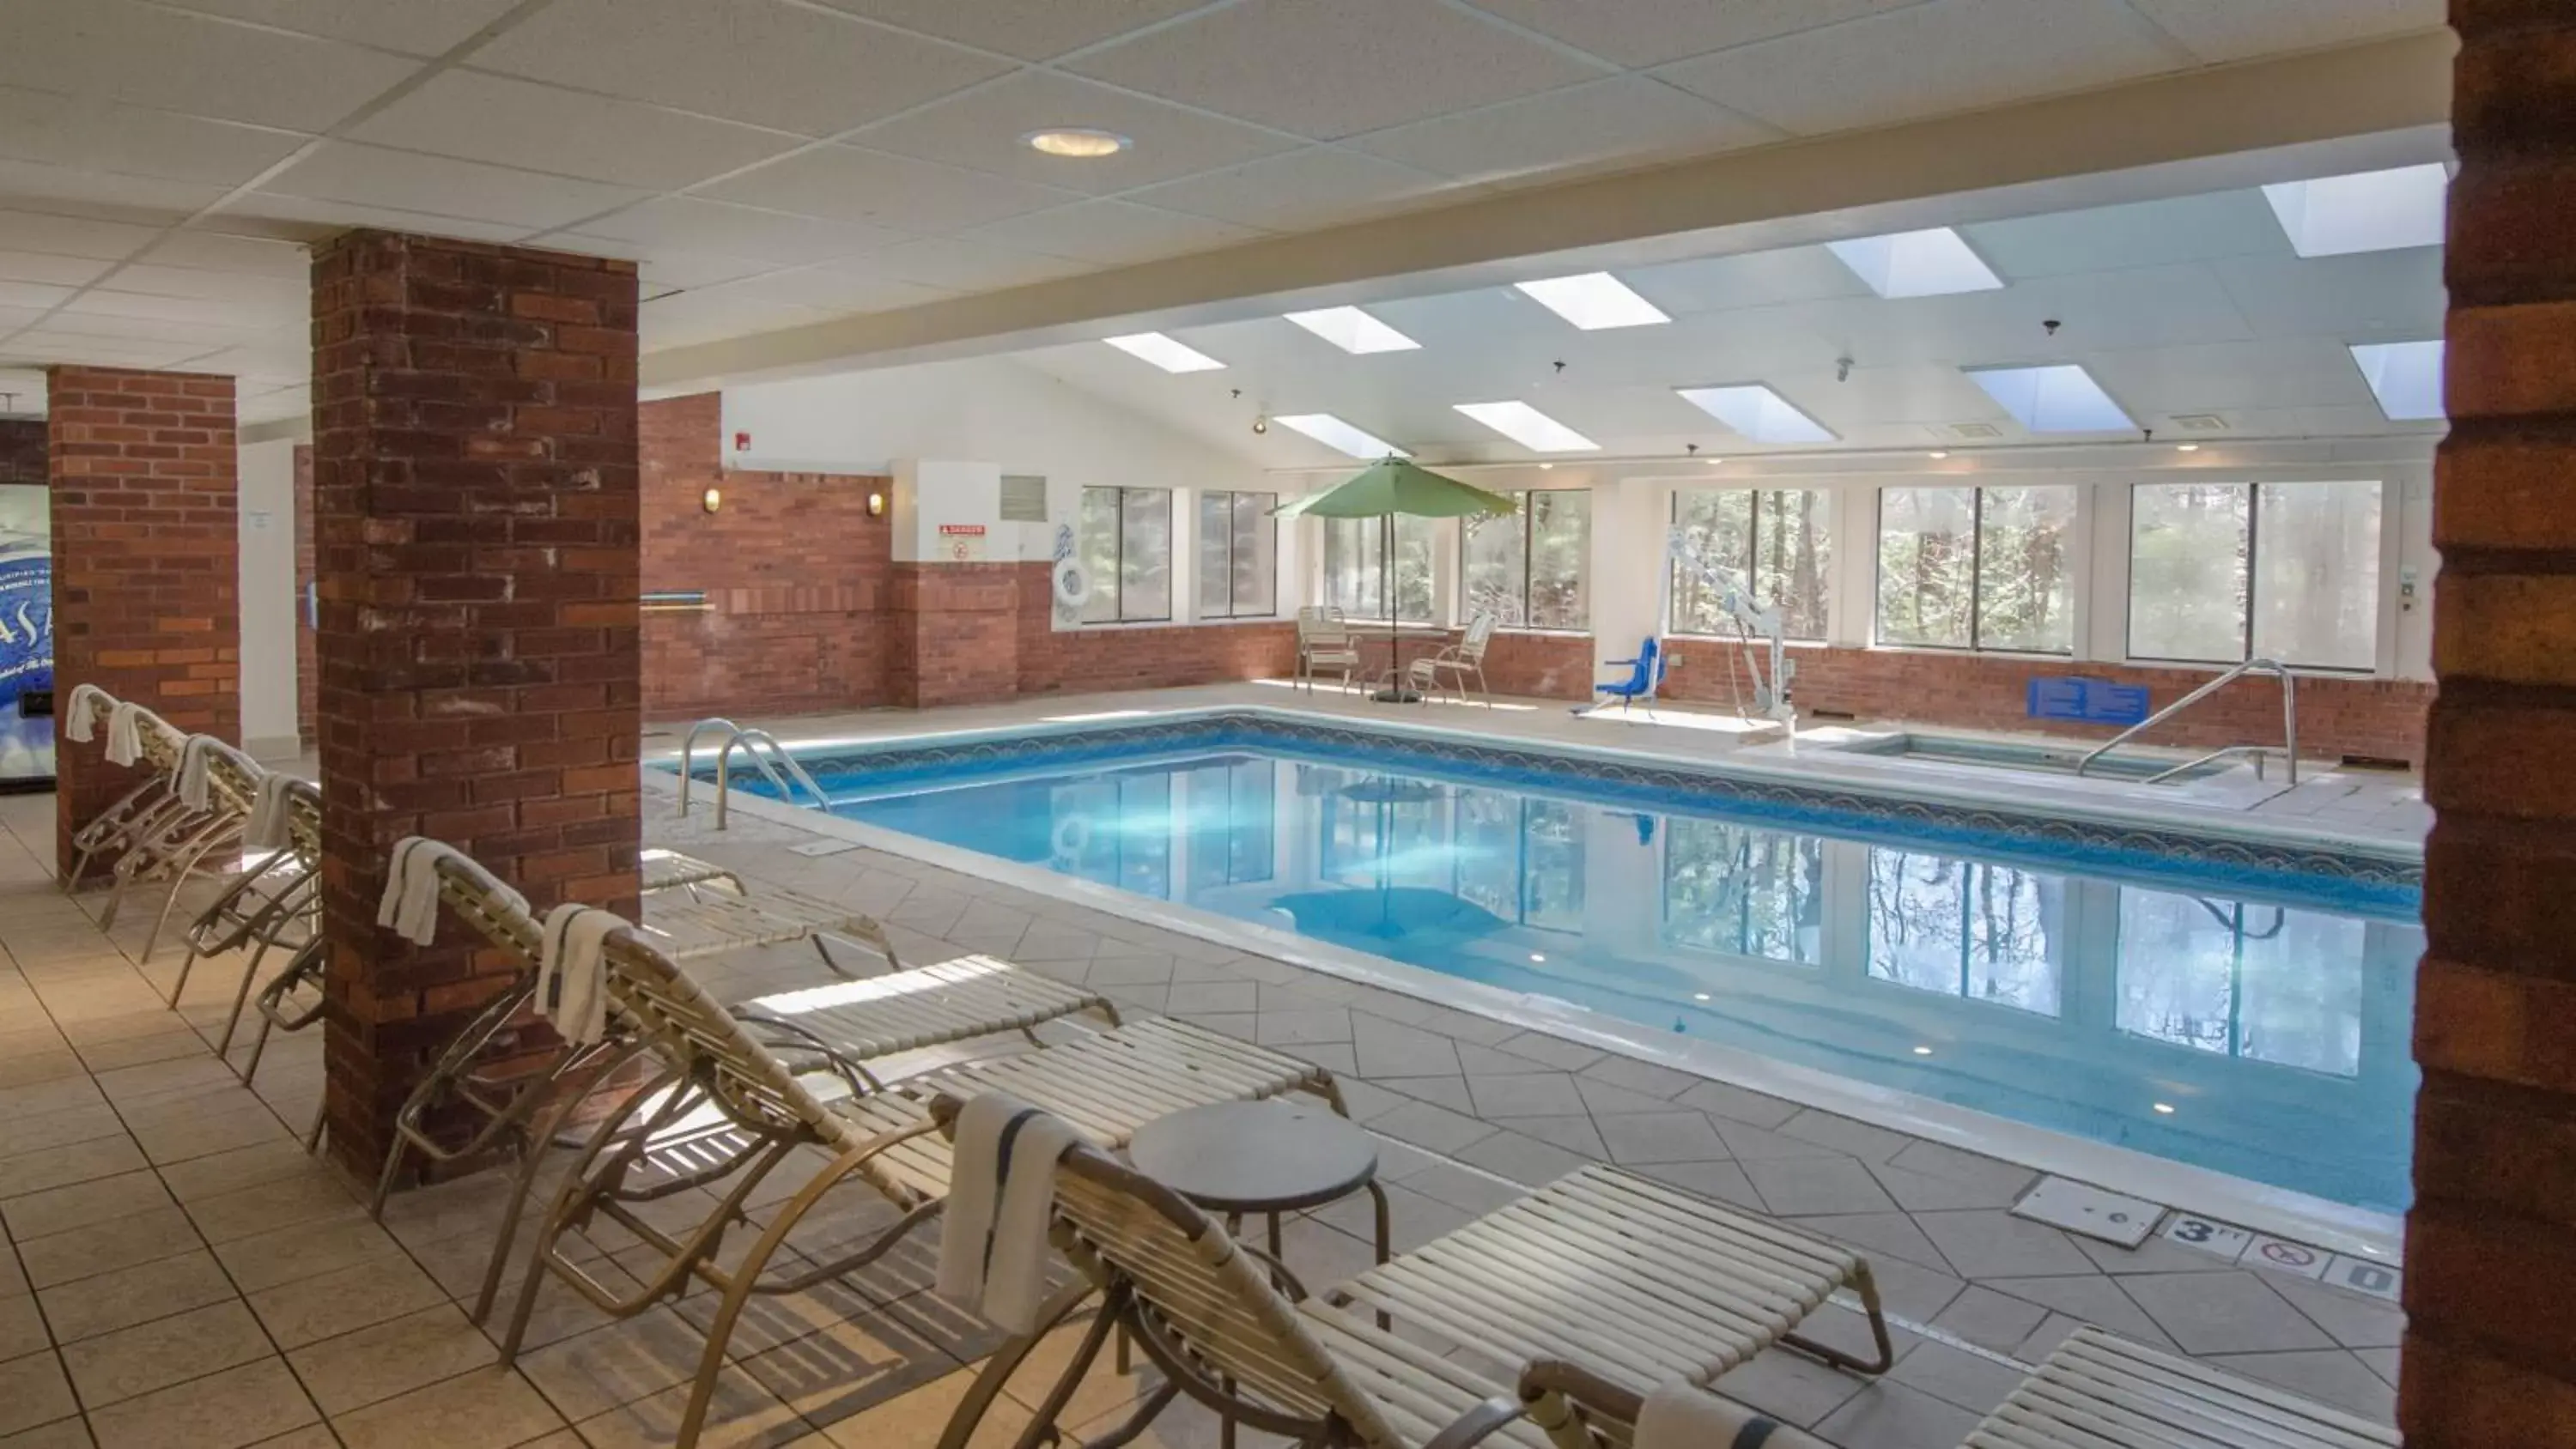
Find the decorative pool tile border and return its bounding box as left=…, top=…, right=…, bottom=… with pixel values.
left=677, top=710, right=2423, bottom=917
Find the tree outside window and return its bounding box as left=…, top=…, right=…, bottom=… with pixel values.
left=1875, top=485, right=2075, bottom=653
left=1461, top=489, right=1589, bottom=629
left=1079, top=486, right=1173, bottom=624
left=2129, top=480, right=2381, bottom=670
left=1323, top=516, right=1437, bottom=621
left=1196, top=491, right=1277, bottom=619
left=1670, top=489, right=1831, bottom=640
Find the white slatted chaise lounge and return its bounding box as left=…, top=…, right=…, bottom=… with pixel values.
left=918, top=1096, right=1891, bottom=1449
left=90, top=715, right=252, bottom=949
left=391, top=846, right=1344, bottom=1449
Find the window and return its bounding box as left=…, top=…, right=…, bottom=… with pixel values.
left=1181, top=756, right=1275, bottom=888
left=1196, top=491, right=1277, bottom=620
left=2128, top=481, right=2382, bottom=670
left=1866, top=849, right=2066, bottom=1016
left=2115, top=888, right=2365, bottom=1077
left=1455, top=791, right=1585, bottom=931
left=1461, top=489, right=1590, bottom=629
left=1875, top=485, right=2076, bottom=653
left=1079, top=487, right=1172, bottom=624
left=1670, top=490, right=1831, bottom=640
left=1323, top=516, right=1437, bottom=621
left=1662, top=821, right=1825, bottom=965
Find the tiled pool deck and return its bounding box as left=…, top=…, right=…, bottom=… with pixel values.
left=0, top=687, right=2419, bottom=1449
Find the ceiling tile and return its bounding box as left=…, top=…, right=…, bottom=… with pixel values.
left=0, top=87, right=306, bottom=185
left=863, top=235, right=1093, bottom=292
left=261, top=142, right=645, bottom=229
left=706, top=264, right=957, bottom=315
left=564, top=197, right=908, bottom=265
left=1624, top=246, right=1873, bottom=315
left=98, top=264, right=307, bottom=307
left=0, top=1, right=418, bottom=132
left=804, top=0, right=1211, bottom=61
left=1346, top=76, right=1775, bottom=187
left=0, top=249, right=116, bottom=288
left=1458, top=0, right=1936, bottom=67
left=641, top=289, right=835, bottom=349
left=844, top=70, right=1301, bottom=195
left=1064, top=0, right=1608, bottom=140
left=0, top=208, right=163, bottom=260
left=1654, top=0, right=2183, bottom=136
left=348, top=70, right=805, bottom=191
left=149, top=0, right=526, bottom=55
left=216, top=193, right=534, bottom=246
left=2123, top=0, right=2445, bottom=64
left=0, top=159, right=228, bottom=216
left=469, top=0, right=1012, bottom=137
left=63, top=288, right=279, bottom=327
left=965, top=198, right=1262, bottom=266
left=633, top=250, right=782, bottom=293
left=699, top=144, right=1079, bottom=233
left=0, top=280, right=75, bottom=312
left=140, top=229, right=316, bottom=276
left=3, top=330, right=199, bottom=367
left=2210, top=249, right=2446, bottom=339
left=1960, top=191, right=2287, bottom=277
left=1127, top=148, right=1466, bottom=230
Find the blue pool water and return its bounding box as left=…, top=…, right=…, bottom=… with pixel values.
left=708, top=719, right=2421, bottom=1213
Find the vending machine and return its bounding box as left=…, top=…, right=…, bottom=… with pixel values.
left=0, top=484, right=53, bottom=790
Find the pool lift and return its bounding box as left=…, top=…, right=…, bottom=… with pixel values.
left=1656, top=526, right=1798, bottom=735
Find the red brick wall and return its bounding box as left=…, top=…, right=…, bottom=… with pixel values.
left=639, top=394, right=893, bottom=718
left=0, top=416, right=42, bottom=485
left=310, top=230, right=641, bottom=1181
left=890, top=562, right=1022, bottom=707
left=293, top=442, right=314, bottom=745
left=46, top=365, right=239, bottom=874
left=1662, top=642, right=2433, bottom=766
left=2404, top=5, right=2576, bottom=1441
left=1014, top=563, right=1295, bottom=694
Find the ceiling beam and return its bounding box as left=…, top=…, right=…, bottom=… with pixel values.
left=641, top=30, right=2455, bottom=393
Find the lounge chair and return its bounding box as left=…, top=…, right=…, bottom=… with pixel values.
left=1408, top=612, right=1498, bottom=706
left=1515, top=1325, right=2397, bottom=1449
left=1592, top=637, right=1666, bottom=713
left=385, top=845, right=1346, bottom=1449
left=1297, top=606, right=1364, bottom=694
left=924, top=1095, right=1891, bottom=1449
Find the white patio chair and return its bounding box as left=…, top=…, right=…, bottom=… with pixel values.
left=1297, top=606, right=1363, bottom=694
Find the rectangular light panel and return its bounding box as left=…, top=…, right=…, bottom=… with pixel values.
left=1104, top=331, right=1224, bottom=373
left=1273, top=413, right=1409, bottom=459
left=1674, top=384, right=1837, bottom=444
left=2261, top=164, right=2449, bottom=258
left=1283, top=306, right=1419, bottom=354
left=2348, top=340, right=2445, bottom=421
left=1967, top=364, right=2136, bottom=433
left=1454, top=401, right=1599, bottom=452
left=1825, top=227, right=2004, bottom=298
left=1512, top=271, right=1669, bottom=330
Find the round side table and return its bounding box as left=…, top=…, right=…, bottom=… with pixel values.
left=1127, top=1099, right=1389, bottom=1267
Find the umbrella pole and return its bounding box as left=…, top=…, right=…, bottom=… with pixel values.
left=1373, top=511, right=1416, bottom=703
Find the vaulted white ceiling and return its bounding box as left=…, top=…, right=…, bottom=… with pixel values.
left=0, top=0, right=2443, bottom=425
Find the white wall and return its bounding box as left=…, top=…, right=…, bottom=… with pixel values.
left=237, top=439, right=300, bottom=756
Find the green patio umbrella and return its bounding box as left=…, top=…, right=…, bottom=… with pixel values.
left=1273, top=458, right=1516, bottom=701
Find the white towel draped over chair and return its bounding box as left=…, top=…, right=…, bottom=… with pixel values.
left=536, top=902, right=621, bottom=1046
left=378, top=837, right=527, bottom=945
left=936, top=1093, right=1082, bottom=1335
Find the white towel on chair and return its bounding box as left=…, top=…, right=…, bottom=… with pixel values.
left=246, top=773, right=298, bottom=850
left=64, top=684, right=111, bottom=743
left=1637, top=1382, right=1825, bottom=1449
left=376, top=837, right=526, bottom=946
left=936, top=1093, right=1080, bottom=1335
left=537, top=903, right=622, bottom=1046
left=103, top=700, right=147, bottom=767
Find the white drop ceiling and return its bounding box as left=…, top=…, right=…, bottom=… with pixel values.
left=0, top=0, right=2441, bottom=426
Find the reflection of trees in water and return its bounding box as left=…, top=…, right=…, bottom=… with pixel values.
left=1665, top=821, right=1823, bottom=964
left=1866, top=850, right=2063, bottom=1015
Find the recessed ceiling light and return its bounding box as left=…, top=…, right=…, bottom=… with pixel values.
left=1675, top=385, right=1838, bottom=445
left=1455, top=401, right=1599, bottom=452
left=1826, top=227, right=2004, bottom=298
left=1513, top=271, right=1669, bottom=330
left=1704, top=457, right=1725, bottom=466
left=2348, top=339, right=2445, bottom=421
left=1273, top=413, right=1407, bottom=459
left=1692, top=992, right=1711, bottom=1002
left=1529, top=953, right=1546, bottom=963
left=1024, top=128, right=1131, bottom=158
left=1966, top=364, right=2135, bottom=433
left=1912, top=1046, right=1934, bottom=1056
left=2174, top=442, right=2200, bottom=452
left=1283, top=306, right=1418, bottom=355
left=2152, top=1102, right=2178, bottom=1115
left=1927, top=450, right=1949, bottom=459
left=2261, top=163, right=2447, bottom=258
left=1104, top=332, right=1223, bottom=373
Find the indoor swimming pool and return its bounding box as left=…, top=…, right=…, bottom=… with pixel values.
left=700, top=715, right=2421, bottom=1215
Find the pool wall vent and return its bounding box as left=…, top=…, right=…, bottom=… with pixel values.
left=2340, top=754, right=2411, bottom=773
left=1808, top=708, right=1859, bottom=722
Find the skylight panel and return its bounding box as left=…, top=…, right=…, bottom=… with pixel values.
left=1273, top=413, right=1409, bottom=459
left=1103, top=332, right=1224, bottom=373
left=2260, top=164, right=2448, bottom=258
left=1512, top=272, right=1669, bottom=330
left=1283, top=306, right=1419, bottom=355
left=1966, top=364, right=2135, bottom=433
left=1674, top=385, right=1838, bottom=445
left=1824, top=227, right=2004, bottom=298
left=2348, top=340, right=2445, bottom=421
left=1454, top=402, right=1599, bottom=452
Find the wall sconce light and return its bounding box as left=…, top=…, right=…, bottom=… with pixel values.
left=702, top=486, right=722, bottom=514
left=866, top=491, right=886, bottom=518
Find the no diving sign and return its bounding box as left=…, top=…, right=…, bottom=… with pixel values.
left=938, top=523, right=987, bottom=562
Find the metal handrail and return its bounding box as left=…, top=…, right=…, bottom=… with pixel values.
left=675, top=717, right=741, bottom=816
left=713, top=729, right=828, bottom=829
left=2078, top=657, right=2299, bottom=787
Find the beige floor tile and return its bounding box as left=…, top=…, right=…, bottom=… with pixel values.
left=15, top=1203, right=203, bottom=1290
left=185, top=1171, right=361, bottom=1246
left=36, top=1249, right=240, bottom=1344
left=2, top=1170, right=173, bottom=1242
left=574, top=1362, right=811, bottom=1449
left=75, top=1028, right=211, bottom=1073
left=518, top=1307, right=713, bottom=1423
left=214, top=1208, right=404, bottom=1294
left=818, top=1366, right=1032, bottom=1449
left=0, top=1104, right=124, bottom=1161
left=246, top=1253, right=448, bottom=1350
left=0, top=1051, right=87, bottom=1093
left=84, top=1358, right=320, bottom=1449
left=156, top=1140, right=330, bottom=1205
left=0, top=1293, right=48, bottom=1363
left=0, top=1416, right=96, bottom=1449
left=0, top=1351, right=80, bottom=1438
left=60, top=1299, right=272, bottom=1408
left=330, top=1367, right=567, bottom=1449
left=0, top=1136, right=149, bottom=1202
left=737, top=1289, right=993, bottom=1429
left=238, top=1428, right=340, bottom=1449
left=90, top=1056, right=243, bottom=1106
left=289, top=1303, right=500, bottom=1416
left=129, top=1100, right=289, bottom=1167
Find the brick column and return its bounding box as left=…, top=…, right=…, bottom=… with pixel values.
left=887, top=563, right=1021, bottom=707
left=293, top=443, right=315, bottom=745
left=311, top=230, right=641, bottom=1180
left=45, top=366, right=239, bottom=876
left=2405, top=4, right=2576, bottom=1442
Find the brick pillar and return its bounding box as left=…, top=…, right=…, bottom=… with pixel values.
left=887, top=562, right=1021, bottom=707
left=2405, top=5, right=2576, bottom=1442
left=311, top=230, right=641, bottom=1180
left=293, top=442, right=315, bottom=746
left=45, top=366, right=239, bottom=876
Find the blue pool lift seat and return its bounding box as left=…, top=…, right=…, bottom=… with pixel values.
left=1594, top=636, right=1667, bottom=712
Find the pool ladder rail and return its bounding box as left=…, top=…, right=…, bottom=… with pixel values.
left=2075, top=658, right=2299, bottom=787
left=677, top=717, right=831, bottom=828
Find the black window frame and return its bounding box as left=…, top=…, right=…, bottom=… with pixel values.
left=1079, top=484, right=1175, bottom=625
left=1460, top=487, right=1590, bottom=630
left=1873, top=484, right=2078, bottom=657
left=1197, top=489, right=1279, bottom=621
